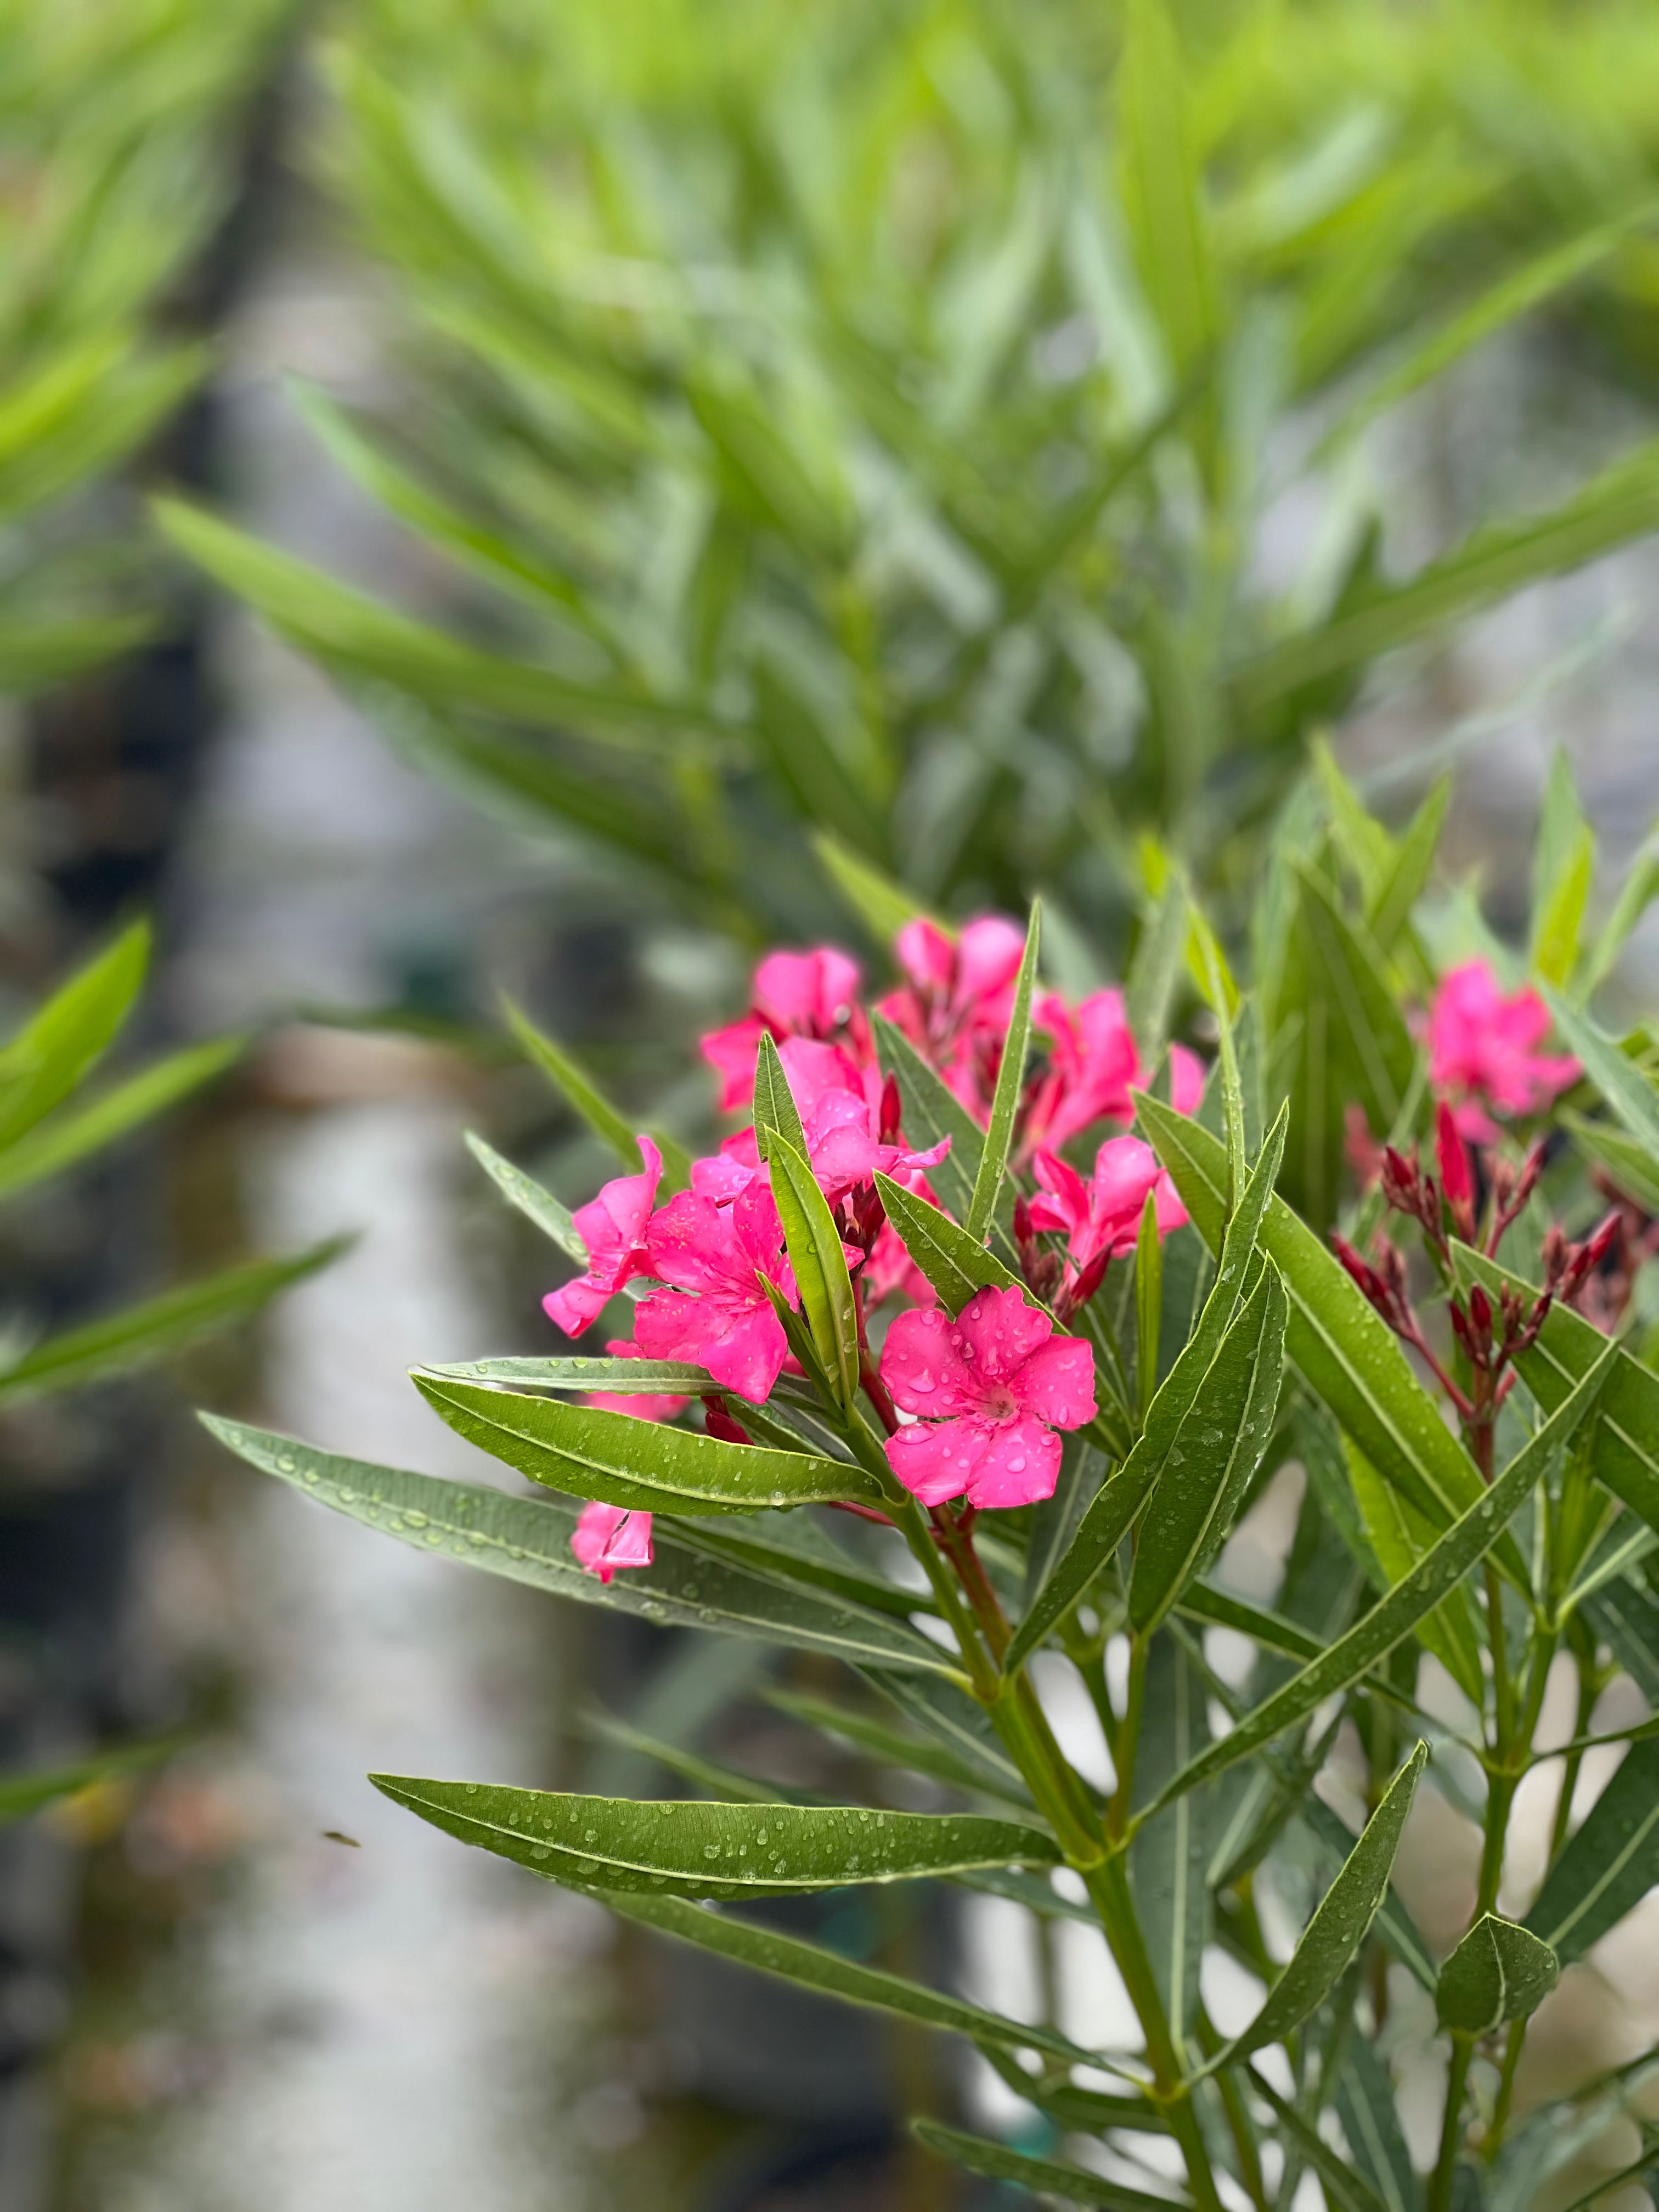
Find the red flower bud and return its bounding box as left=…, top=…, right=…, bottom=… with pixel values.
left=1436, top=1101, right=1476, bottom=1239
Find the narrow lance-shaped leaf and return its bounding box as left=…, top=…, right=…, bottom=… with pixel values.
left=0, top=1737, right=180, bottom=1829
left=1561, top=1112, right=1659, bottom=1217
left=1542, top=988, right=1659, bottom=1161
left=1128, top=1258, right=1288, bottom=1633
left=1199, top=1743, right=1427, bottom=2074
left=1245, top=2066, right=1392, bottom=2212
left=1526, top=1739, right=1659, bottom=1965
left=411, top=1372, right=886, bottom=1514
left=205, top=1418, right=955, bottom=1674
left=602, top=1889, right=1094, bottom=2069
left=763, top=1689, right=1032, bottom=1809
left=504, top=996, right=691, bottom=1187
left=0, top=1239, right=346, bottom=1402
left=1125, top=877, right=1188, bottom=1059
left=1130, top=1635, right=1210, bottom=2060
left=1436, top=1914, right=1560, bottom=2034
left=1137, top=1342, right=1617, bottom=1819
left=0, top=919, right=149, bottom=1152
left=966, top=900, right=1039, bottom=1243
left=0, top=1036, right=242, bottom=1204
left=371, top=1776, right=1059, bottom=1900
left=754, top=1039, right=859, bottom=1409
left=426, top=1355, right=711, bottom=1393
left=1134, top=1189, right=1163, bottom=1427
left=1005, top=1102, right=1288, bottom=1672
left=811, top=832, right=935, bottom=947
left=916, top=2121, right=1176, bottom=2212
left=872, top=1172, right=1024, bottom=1317
left=1367, top=774, right=1451, bottom=955
left=464, top=1130, right=614, bottom=1274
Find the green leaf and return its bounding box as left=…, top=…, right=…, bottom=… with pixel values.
left=1138, top=1346, right=1617, bottom=1819
left=1175, top=1582, right=1323, bottom=1664
left=1527, top=1739, right=1659, bottom=1965
left=966, top=901, right=1039, bottom=1243
left=426, top=1355, right=709, bottom=1393
left=1006, top=1104, right=1288, bottom=1672
left=0, top=1036, right=241, bottom=1203
left=1135, top=1189, right=1162, bottom=1427
left=1140, top=1098, right=1492, bottom=1542
left=503, top=997, right=692, bottom=1183
left=1580, top=846, right=1659, bottom=999
left=1129, top=1260, right=1288, bottom=1632
left=1368, top=775, right=1451, bottom=955
left=1245, top=2064, right=1392, bottom=2212
left=1532, top=750, right=1596, bottom=986
left=811, top=833, right=933, bottom=947
left=0, top=614, right=156, bottom=695
left=1453, top=1244, right=1659, bottom=1543
left=0, top=919, right=149, bottom=1152
left=1587, top=1576, right=1659, bottom=1703
left=751, top=1026, right=808, bottom=1157
left=866, top=1671, right=1033, bottom=1807
left=410, top=1373, right=885, bottom=1514
left=1118, top=0, right=1216, bottom=388
left=1234, top=442, right=1659, bottom=714
left=0, top=1737, right=179, bottom=1829
left=1131, top=1635, right=1211, bottom=2059
left=1561, top=1112, right=1659, bottom=1216
left=753, top=1038, right=859, bottom=1409
left=915, top=2120, right=1178, bottom=2212
left=872, top=1172, right=1023, bottom=1316
left=463, top=1131, right=601, bottom=1269
left=205, top=1418, right=953, bottom=1674
left=1204, top=1743, right=1426, bottom=2073
left=1542, top=989, right=1659, bottom=1160
left=871, top=1013, right=984, bottom=1225
left=0, top=1240, right=345, bottom=1402
left=601, top=1890, right=1093, bottom=2067
left=668, top=1510, right=930, bottom=1622
left=1125, top=877, right=1188, bottom=1059
left=371, top=1775, right=1057, bottom=1899
left=1300, top=1796, right=1438, bottom=1993
left=1346, top=1439, right=1486, bottom=1707
left=153, top=498, right=715, bottom=745
left=1436, top=1914, right=1560, bottom=2034
left=752, top=659, right=885, bottom=860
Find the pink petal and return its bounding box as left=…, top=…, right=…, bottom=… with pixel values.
left=693, top=1300, right=791, bottom=1404
left=879, top=1305, right=989, bottom=1418
left=701, top=1015, right=769, bottom=1112
left=644, top=1192, right=732, bottom=1293
left=1436, top=1099, right=1475, bottom=1212
left=779, top=1036, right=866, bottom=1120
left=884, top=1415, right=998, bottom=1505
left=543, top=1275, right=616, bottom=1338
left=955, top=1283, right=1054, bottom=1386
left=1170, top=1044, right=1205, bottom=1115
left=963, top=1416, right=1062, bottom=1509
left=1008, top=1336, right=1097, bottom=1430
left=755, top=946, right=861, bottom=1032
left=955, top=916, right=1027, bottom=1011
left=895, top=918, right=956, bottom=993
left=691, top=1149, right=756, bottom=1203
left=1028, top=1148, right=1090, bottom=1241
left=571, top=1501, right=653, bottom=1582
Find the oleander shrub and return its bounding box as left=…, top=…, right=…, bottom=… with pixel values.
left=208, top=757, right=1659, bottom=2210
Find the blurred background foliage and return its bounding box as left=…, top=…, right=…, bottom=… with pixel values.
left=0, top=0, right=294, bottom=703
left=161, top=0, right=1659, bottom=972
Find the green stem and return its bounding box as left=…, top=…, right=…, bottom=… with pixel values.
left=1109, top=1633, right=1149, bottom=1840
left=1430, top=2035, right=1475, bottom=2212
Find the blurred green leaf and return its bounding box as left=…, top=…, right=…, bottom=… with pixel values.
left=0, top=1035, right=241, bottom=1203
left=1437, top=1914, right=1560, bottom=2033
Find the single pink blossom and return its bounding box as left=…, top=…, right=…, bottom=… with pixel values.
left=542, top=1136, right=663, bottom=1337
left=1169, top=1045, right=1206, bottom=1115
left=1022, top=989, right=1143, bottom=1153
left=571, top=1500, right=653, bottom=1583
left=700, top=946, right=866, bottom=1111
left=635, top=1179, right=797, bottom=1403
left=583, top=1338, right=692, bottom=1424
left=877, top=915, right=1026, bottom=1118
left=1028, top=1135, right=1188, bottom=1272
left=879, top=1284, right=1096, bottom=1509
left=1427, top=961, right=1579, bottom=1141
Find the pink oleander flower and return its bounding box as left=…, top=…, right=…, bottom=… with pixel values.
left=879, top=1284, right=1096, bottom=1509
left=701, top=946, right=867, bottom=1111
left=1022, top=988, right=1143, bottom=1152
left=543, top=1136, right=663, bottom=1338
left=583, top=1338, right=693, bottom=1423
left=702, top=1039, right=950, bottom=1207
left=1427, top=961, right=1579, bottom=1142
left=1028, top=1134, right=1189, bottom=1274
left=878, top=915, right=1027, bottom=1118
left=635, top=1179, right=797, bottom=1403
left=571, top=1500, right=653, bottom=1583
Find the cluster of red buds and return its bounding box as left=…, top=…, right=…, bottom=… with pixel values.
left=1333, top=1103, right=1620, bottom=1476
left=1012, top=1195, right=1115, bottom=1323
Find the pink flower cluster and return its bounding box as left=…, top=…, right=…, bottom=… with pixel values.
left=551, top=916, right=1205, bottom=1582
left=1427, top=961, right=1578, bottom=1141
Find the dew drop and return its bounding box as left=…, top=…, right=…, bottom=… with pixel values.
left=403, top=1510, right=428, bottom=1530
left=276, top=1457, right=297, bottom=1475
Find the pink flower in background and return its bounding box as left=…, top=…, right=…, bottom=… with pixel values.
left=865, top=1215, right=939, bottom=1310
left=542, top=1136, right=663, bottom=1338
left=1427, top=961, right=1579, bottom=1141
left=701, top=946, right=866, bottom=1110
left=1022, top=989, right=1144, bottom=1151
left=571, top=1500, right=653, bottom=1583
left=583, top=1338, right=692, bottom=1423
left=878, top=915, right=1026, bottom=1116
left=1028, top=1134, right=1188, bottom=1272
left=636, top=1180, right=797, bottom=1402
left=879, top=1284, right=1096, bottom=1509
left=701, top=1039, right=950, bottom=1207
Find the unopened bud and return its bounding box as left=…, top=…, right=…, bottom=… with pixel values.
left=1543, top=1223, right=1569, bottom=1289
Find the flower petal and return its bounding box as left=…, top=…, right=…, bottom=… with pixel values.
left=879, top=1305, right=986, bottom=1418
left=1008, top=1336, right=1096, bottom=1430
left=963, top=1417, right=1062, bottom=1509
left=955, top=1283, right=1054, bottom=1386
left=884, top=1415, right=997, bottom=1506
